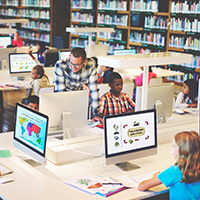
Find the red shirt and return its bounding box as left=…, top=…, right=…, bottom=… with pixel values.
left=12, top=39, right=22, bottom=47
left=99, top=91, right=135, bottom=116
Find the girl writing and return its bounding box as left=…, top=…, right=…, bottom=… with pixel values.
left=175, top=79, right=198, bottom=108
left=138, top=131, right=200, bottom=200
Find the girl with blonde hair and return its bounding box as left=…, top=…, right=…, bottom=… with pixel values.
left=138, top=131, right=200, bottom=200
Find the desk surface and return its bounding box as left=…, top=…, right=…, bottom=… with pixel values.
left=0, top=112, right=198, bottom=200
left=0, top=132, right=171, bottom=200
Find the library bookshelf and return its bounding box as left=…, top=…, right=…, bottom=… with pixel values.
left=0, top=0, right=52, bottom=45
left=68, top=0, right=200, bottom=83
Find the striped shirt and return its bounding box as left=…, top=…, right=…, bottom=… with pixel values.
left=99, top=91, right=135, bottom=116
left=54, top=58, right=99, bottom=116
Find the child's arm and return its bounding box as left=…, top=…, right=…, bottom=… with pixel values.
left=138, top=172, right=162, bottom=191
left=175, top=92, right=188, bottom=108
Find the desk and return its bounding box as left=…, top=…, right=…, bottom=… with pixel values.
left=117, top=67, right=184, bottom=80
left=0, top=113, right=198, bottom=200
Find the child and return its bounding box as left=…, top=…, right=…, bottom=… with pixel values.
left=175, top=79, right=198, bottom=108
left=21, top=95, right=39, bottom=111
left=98, top=72, right=135, bottom=116
left=30, top=65, right=50, bottom=96
left=138, top=131, right=200, bottom=200
left=97, top=65, right=114, bottom=84
left=135, top=66, right=157, bottom=86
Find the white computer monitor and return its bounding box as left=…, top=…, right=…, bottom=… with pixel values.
left=13, top=102, right=49, bottom=164
left=9, top=53, right=38, bottom=80
left=104, top=109, right=157, bottom=171
left=0, top=47, right=16, bottom=70
left=58, top=50, right=71, bottom=60
left=0, top=36, right=12, bottom=49
left=135, top=83, right=174, bottom=123
left=39, top=90, right=89, bottom=139
left=85, top=44, right=108, bottom=57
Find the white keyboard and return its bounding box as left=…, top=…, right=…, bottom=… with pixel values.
left=0, top=164, right=13, bottom=176
left=131, top=171, right=157, bottom=183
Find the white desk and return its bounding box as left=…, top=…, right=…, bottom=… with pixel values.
left=98, top=52, right=192, bottom=110
left=0, top=113, right=198, bottom=200
left=117, top=66, right=184, bottom=80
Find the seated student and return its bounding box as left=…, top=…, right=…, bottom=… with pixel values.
left=21, top=95, right=39, bottom=111
left=135, top=66, right=157, bottom=86
left=98, top=65, right=114, bottom=84
left=138, top=131, right=200, bottom=200
left=30, top=65, right=50, bottom=96
left=98, top=72, right=135, bottom=117
left=12, top=32, right=22, bottom=47
left=175, top=79, right=198, bottom=108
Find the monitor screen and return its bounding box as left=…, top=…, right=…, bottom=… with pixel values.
left=135, top=83, right=174, bottom=120
left=0, top=36, right=12, bottom=49
left=9, top=53, right=38, bottom=74
left=44, top=49, right=59, bottom=67
left=104, top=109, right=157, bottom=166
left=113, top=49, right=136, bottom=55
left=13, top=102, right=48, bottom=164
left=59, top=51, right=71, bottom=60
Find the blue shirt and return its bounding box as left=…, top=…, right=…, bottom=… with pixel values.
left=157, top=165, right=200, bottom=200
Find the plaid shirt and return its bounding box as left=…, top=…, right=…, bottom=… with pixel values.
left=54, top=58, right=99, bottom=116
left=99, top=91, right=135, bottom=116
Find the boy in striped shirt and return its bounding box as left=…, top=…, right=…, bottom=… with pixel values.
left=99, top=72, right=135, bottom=117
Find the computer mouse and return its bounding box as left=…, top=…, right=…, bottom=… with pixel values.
left=0, top=177, right=14, bottom=184
left=175, top=109, right=184, bottom=114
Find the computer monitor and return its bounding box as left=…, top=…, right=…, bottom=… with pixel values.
left=39, top=90, right=89, bottom=139
left=113, top=49, right=136, bottom=55
left=44, top=49, right=59, bottom=67
left=0, top=36, right=12, bottom=49
left=85, top=44, right=108, bottom=57
left=0, top=47, right=16, bottom=70
left=58, top=49, right=71, bottom=60
left=135, top=83, right=174, bottom=123
left=104, top=109, right=157, bottom=171
left=9, top=53, right=38, bottom=80
left=13, top=102, right=49, bottom=164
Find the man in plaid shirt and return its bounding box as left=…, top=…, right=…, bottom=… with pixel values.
left=54, top=47, right=99, bottom=117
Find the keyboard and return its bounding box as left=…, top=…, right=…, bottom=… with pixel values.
left=0, top=164, right=13, bottom=176
left=131, top=171, right=157, bottom=183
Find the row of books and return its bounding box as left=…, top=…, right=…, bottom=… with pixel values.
left=98, top=0, right=128, bottom=11
left=6, top=0, right=19, bottom=6
left=71, top=12, right=94, bottom=23
left=130, top=31, right=165, bottom=46
left=170, top=17, right=200, bottom=33
left=22, top=21, right=50, bottom=31
left=70, top=25, right=96, bottom=37
left=97, top=29, right=123, bottom=41
left=144, top=15, right=168, bottom=29
left=21, top=30, right=50, bottom=42
left=169, top=35, right=200, bottom=51
left=130, top=46, right=160, bottom=54
left=131, top=0, right=159, bottom=12
left=71, top=0, right=93, bottom=9
left=97, top=40, right=126, bottom=54
left=166, top=70, right=199, bottom=83
left=21, top=0, right=50, bottom=7
left=0, top=8, right=50, bottom=19
left=171, top=1, right=200, bottom=14
left=98, top=13, right=128, bottom=26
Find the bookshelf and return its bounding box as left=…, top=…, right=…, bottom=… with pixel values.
left=0, top=0, right=52, bottom=45
left=67, top=0, right=200, bottom=84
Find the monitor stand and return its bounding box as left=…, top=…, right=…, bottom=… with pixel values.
left=55, top=111, right=76, bottom=140
left=16, top=155, right=42, bottom=167
left=115, top=162, right=140, bottom=171
left=17, top=76, right=25, bottom=81
left=154, top=100, right=166, bottom=124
